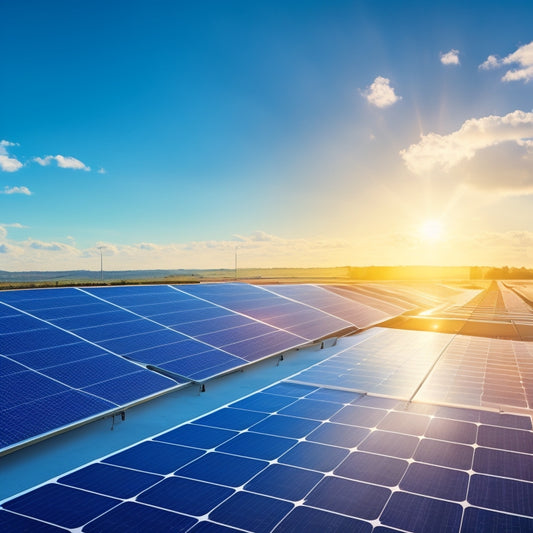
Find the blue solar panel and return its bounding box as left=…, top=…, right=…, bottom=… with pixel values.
left=175, top=283, right=353, bottom=340
left=4, top=379, right=533, bottom=531
left=177, top=451, right=268, bottom=487
left=266, top=283, right=393, bottom=328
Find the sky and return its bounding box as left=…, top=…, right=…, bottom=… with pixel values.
left=1, top=0, right=532, bottom=271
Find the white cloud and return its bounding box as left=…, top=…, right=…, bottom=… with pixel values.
left=0, top=223, right=26, bottom=229
left=400, top=110, right=533, bottom=194
left=480, top=41, right=533, bottom=82
left=97, top=168, right=106, bottom=174
left=0, top=140, right=23, bottom=172
left=0, top=231, right=351, bottom=271
left=1, top=186, right=32, bottom=195
left=479, top=54, right=499, bottom=70
left=361, top=76, right=401, bottom=108
left=34, top=155, right=90, bottom=171
left=440, top=49, right=460, bottom=65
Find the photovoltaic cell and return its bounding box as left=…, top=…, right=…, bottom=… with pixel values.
left=209, top=491, right=293, bottom=533
left=59, top=462, right=163, bottom=499
left=1, top=483, right=118, bottom=529
left=138, top=476, right=234, bottom=516
left=334, top=451, right=408, bottom=486
left=380, top=491, right=463, bottom=533
left=83, top=501, right=197, bottom=533
left=399, top=462, right=469, bottom=501
left=305, top=475, right=390, bottom=520
left=244, top=463, right=323, bottom=501
left=473, top=446, right=533, bottom=481
left=217, top=431, right=297, bottom=460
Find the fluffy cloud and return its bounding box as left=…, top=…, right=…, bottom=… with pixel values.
left=34, top=155, right=90, bottom=171
left=0, top=231, right=351, bottom=271
left=1, top=186, right=32, bottom=195
left=440, top=49, right=460, bottom=65
left=0, top=140, right=23, bottom=172
left=480, top=41, right=533, bottom=82
left=361, top=77, right=401, bottom=108
left=400, top=110, right=533, bottom=194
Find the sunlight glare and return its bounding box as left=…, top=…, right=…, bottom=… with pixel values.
left=419, top=219, right=444, bottom=242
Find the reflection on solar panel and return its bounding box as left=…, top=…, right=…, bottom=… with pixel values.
left=175, top=283, right=355, bottom=340
left=289, top=327, right=454, bottom=397
left=264, top=284, right=393, bottom=328
left=2, top=381, right=532, bottom=531
left=416, top=335, right=533, bottom=410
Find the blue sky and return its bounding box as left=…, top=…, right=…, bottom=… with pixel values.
left=1, top=0, right=532, bottom=270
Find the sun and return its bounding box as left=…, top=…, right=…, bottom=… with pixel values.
left=419, top=219, right=444, bottom=242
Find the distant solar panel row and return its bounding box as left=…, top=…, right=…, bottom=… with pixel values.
left=2, top=381, right=532, bottom=531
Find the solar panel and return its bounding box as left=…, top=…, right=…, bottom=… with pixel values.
left=175, top=283, right=354, bottom=340
left=0, top=287, right=267, bottom=384
left=4, top=381, right=532, bottom=531
left=82, top=285, right=309, bottom=372
left=0, top=300, right=181, bottom=453
left=415, top=335, right=533, bottom=410
left=289, top=327, right=454, bottom=397
left=265, top=284, right=393, bottom=328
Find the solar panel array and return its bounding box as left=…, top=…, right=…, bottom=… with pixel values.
left=2, top=282, right=409, bottom=454
left=175, top=283, right=356, bottom=340
left=2, top=381, right=532, bottom=532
